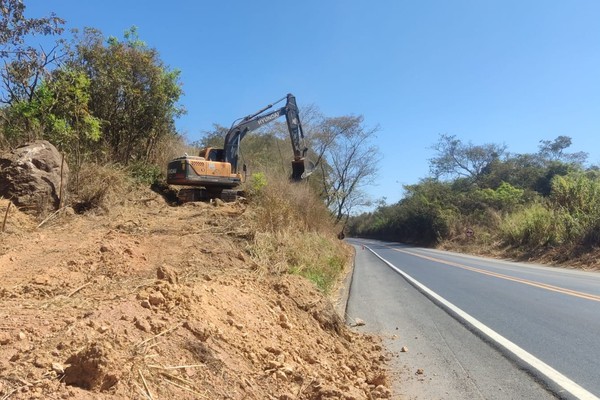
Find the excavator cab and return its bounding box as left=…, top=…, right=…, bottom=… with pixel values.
left=201, top=148, right=224, bottom=162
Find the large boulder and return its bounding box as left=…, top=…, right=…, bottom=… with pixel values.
left=0, top=140, right=69, bottom=215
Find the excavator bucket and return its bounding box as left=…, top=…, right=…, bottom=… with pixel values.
left=301, top=159, right=316, bottom=179
left=291, top=159, right=315, bottom=181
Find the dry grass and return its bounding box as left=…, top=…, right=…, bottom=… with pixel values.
left=250, top=172, right=335, bottom=234
left=246, top=172, right=351, bottom=293
left=69, top=163, right=134, bottom=214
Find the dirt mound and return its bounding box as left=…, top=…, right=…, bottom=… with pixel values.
left=0, top=188, right=391, bottom=399
left=0, top=199, right=36, bottom=234
left=63, top=342, right=120, bottom=391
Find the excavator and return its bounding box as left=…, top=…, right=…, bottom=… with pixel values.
left=166, top=93, right=313, bottom=203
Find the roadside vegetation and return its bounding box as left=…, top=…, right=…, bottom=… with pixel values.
left=245, top=171, right=351, bottom=293
left=349, top=134, right=600, bottom=266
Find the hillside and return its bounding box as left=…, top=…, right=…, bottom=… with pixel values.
left=0, top=192, right=391, bottom=399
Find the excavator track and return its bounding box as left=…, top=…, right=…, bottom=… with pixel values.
left=176, top=187, right=238, bottom=204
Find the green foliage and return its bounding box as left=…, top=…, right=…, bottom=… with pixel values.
left=349, top=179, right=460, bottom=245
left=500, top=203, right=563, bottom=248
left=128, top=161, right=162, bottom=184
left=247, top=172, right=268, bottom=197
left=70, top=27, right=184, bottom=165
left=475, top=182, right=524, bottom=211
left=550, top=173, right=600, bottom=215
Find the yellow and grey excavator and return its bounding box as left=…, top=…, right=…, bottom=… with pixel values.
left=167, top=93, right=313, bottom=202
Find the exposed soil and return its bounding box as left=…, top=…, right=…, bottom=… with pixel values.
left=0, top=195, right=391, bottom=399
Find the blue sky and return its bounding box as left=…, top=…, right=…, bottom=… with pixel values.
left=27, top=1, right=600, bottom=205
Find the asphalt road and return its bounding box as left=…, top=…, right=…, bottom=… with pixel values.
left=346, top=238, right=600, bottom=400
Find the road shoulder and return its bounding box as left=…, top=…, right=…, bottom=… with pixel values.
left=346, top=242, right=557, bottom=400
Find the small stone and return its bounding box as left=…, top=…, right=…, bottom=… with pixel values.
left=265, top=346, right=282, bottom=355
left=416, top=368, right=424, bottom=375
left=140, top=300, right=151, bottom=309
left=281, top=365, right=295, bottom=375
left=354, top=318, right=365, bottom=327
left=275, top=370, right=288, bottom=381
left=51, top=363, right=65, bottom=374
left=0, top=334, right=11, bottom=345
left=17, top=331, right=26, bottom=341
left=135, top=319, right=151, bottom=332
left=97, top=326, right=109, bottom=334
left=280, top=321, right=292, bottom=329
left=156, top=265, right=178, bottom=284
left=401, top=346, right=408, bottom=353
left=148, top=292, right=165, bottom=306
left=33, top=357, right=49, bottom=368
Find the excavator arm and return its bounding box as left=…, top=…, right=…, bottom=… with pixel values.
left=223, top=93, right=311, bottom=180
left=223, top=106, right=286, bottom=174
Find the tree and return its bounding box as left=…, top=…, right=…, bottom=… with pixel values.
left=429, top=134, right=507, bottom=184
left=0, top=0, right=64, bottom=105
left=312, top=115, right=379, bottom=223
left=2, top=67, right=101, bottom=154
left=69, top=27, right=184, bottom=164
left=537, top=135, right=587, bottom=165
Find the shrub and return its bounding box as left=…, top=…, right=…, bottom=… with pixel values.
left=247, top=172, right=268, bottom=197
left=69, top=163, right=132, bottom=213
left=500, top=203, right=564, bottom=248
left=128, top=161, right=162, bottom=184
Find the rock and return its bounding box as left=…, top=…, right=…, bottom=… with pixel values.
left=354, top=318, right=365, bottom=327
left=279, top=313, right=292, bottom=329
left=416, top=368, right=424, bottom=375
left=183, top=320, right=210, bottom=342
left=17, top=331, right=26, bottom=341
left=148, top=292, right=165, bottom=306
left=134, top=319, right=151, bottom=332
left=156, top=265, right=178, bottom=284
left=140, top=300, right=151, bottom=309
left=33, top=356, right=50, bottom=369
left=0, top=140, right=69, bottom=215
left=400, top=346, right=408, bottom=353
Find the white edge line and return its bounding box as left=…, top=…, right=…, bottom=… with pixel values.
left=365, top=245, right=598, bottom=400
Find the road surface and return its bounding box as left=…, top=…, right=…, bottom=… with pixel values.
left=346, top=238, right=600, bottom=399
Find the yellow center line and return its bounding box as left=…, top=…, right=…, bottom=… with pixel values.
left=390, top=248, right=600, bottom=303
